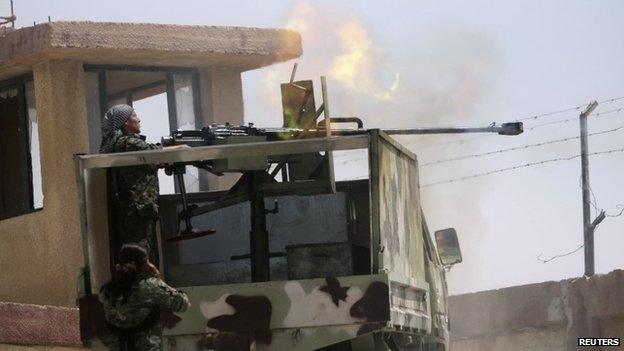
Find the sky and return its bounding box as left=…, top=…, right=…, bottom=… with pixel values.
left=8, top=0, right=624, bottom=294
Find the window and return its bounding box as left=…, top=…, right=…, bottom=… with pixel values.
left=84, top=66, right=203, bottom=194
left=0, top=75, right=43, bottom=220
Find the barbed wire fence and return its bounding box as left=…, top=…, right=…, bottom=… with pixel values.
left=332, top=97, right=624, bottom=264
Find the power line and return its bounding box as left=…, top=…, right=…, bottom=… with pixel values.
left=420, top=124, right=624, bottom=167
left=421, top=147, right=624, bottom=188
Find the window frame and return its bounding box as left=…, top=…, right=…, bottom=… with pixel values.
left=0, top=73, right=42, bottom=221
left=82, top=64, right=203, bottom=131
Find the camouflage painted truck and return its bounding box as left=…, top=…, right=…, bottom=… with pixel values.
left=75, top=78, right=522, bottom=350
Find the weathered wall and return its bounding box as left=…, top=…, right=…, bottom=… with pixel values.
left=0, top=346, right=85, bottom=351
left=449, top=270, right=624, bottom=351
left=0, top=302, right=83, bottom=349
left=0, top=22, right=301, bottom=78
left=0, top=60, right=89, bottom=307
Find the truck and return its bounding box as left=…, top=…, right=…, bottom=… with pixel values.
left=75, top=77, right=521, bottom=350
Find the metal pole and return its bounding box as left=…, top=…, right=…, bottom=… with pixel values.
left=74, top=154, right=92, bottom=295
left=580, top=101, right=598, bottom=277
left=250, top=171, right=270, bottom=282
left=321, top=76, right=336, bottom=193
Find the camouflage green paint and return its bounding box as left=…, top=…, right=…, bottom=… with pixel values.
left=373, top=132, right=425, bottom=283
left=162, top=274, right=431, bottom=350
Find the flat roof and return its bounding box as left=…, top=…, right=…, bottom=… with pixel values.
left=0, top=21, right=302, bottom=77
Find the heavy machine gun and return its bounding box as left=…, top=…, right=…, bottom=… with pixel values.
left=161, top=77, right=523, bottom=285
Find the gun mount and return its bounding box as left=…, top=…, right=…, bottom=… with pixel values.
left=159, top=77, right=523, bottom=283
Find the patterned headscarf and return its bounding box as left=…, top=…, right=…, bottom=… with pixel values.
left=102, top=104, right=134, bottom=134
left=100, top=104, right=134, bottom=153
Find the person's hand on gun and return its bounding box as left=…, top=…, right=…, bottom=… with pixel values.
left=159, top=144, right=191, bottom=169
left=145, top=260, right=162, bottom=280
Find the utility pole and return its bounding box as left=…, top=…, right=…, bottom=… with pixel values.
left=579, top=100, right=604, bottom=277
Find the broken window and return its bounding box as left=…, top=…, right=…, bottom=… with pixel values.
left=0, top=76, right=43, bottom=220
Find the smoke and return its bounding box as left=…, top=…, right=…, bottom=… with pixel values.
left=259, top=2, right=400, bottom=121
left=331, top=20, right=400, bottom=102
left=252, top=1, right=503, bottom=294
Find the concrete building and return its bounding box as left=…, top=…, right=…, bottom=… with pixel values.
left=449, top=269, right=624, bottom=351
left=0, top=21, right=300, bottom=349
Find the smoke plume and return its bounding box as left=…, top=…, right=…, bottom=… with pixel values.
left=249, top=1, right=504, bottom=294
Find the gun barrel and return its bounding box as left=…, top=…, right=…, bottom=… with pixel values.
left=382, top=122, right=523, bottom=136
left=162, top=121, right=523, bottom=147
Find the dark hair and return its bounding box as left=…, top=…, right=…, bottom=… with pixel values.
left=101, top=244, right=149, bottom=304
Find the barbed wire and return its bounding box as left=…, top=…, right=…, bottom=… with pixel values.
left=537, top=203, right=624, bottom=264
left=517, top=105, right=585, bottom=122
left=337, top=121, right=624, bottom=166
left=587, top=182, right=601, bottom=215
left=516, top=96, right=624, bottom=122
left=606, top=204, right=624, bottom=218
left=537, top=244, right=584, bottom=263
left=412, top=99, right=624, bottom=149
left=526, top=106, right=624, bottom=131
left=420, top=124, right=624, bottom=167
left=421, top=147, right=624, bottom=188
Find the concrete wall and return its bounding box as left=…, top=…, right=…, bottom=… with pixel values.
left=0, top=60, right=89, bottom=307
left=0, top=301, right=84, bottom=350
left=0, top=22, right=301, bottom=78
left=0, top=346, right=85, bottom=351
left=449, top=269, right=624, bottom=351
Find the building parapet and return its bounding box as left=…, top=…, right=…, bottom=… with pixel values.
left=0, top=301, right=82, bottom=348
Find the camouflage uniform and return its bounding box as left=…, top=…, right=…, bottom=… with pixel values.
left=111, top=133, right=161, bottom=265
left=100, top=273, right=190, bottom=350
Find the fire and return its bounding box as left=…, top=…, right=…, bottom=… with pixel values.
left=332, top=20, right=399, bottom=101
left=261, top=2, right=400, bottom=114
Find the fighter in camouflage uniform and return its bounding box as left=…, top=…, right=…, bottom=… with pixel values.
left=100, top=244, right=190, bottom=351
left=100, top=105, right=162, bottom=265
